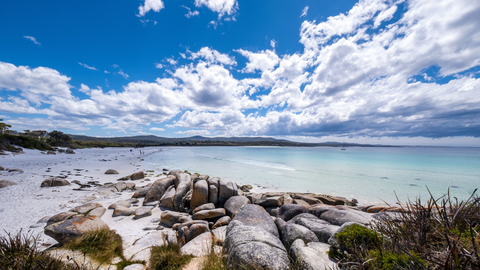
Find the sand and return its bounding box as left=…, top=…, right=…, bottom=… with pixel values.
left=0, top=146, right=276, bottom=263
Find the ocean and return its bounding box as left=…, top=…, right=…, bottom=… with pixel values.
left=144, top=146, right=480, bottom=205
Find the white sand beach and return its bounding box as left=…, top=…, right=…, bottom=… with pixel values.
left=0, top=148, right=161, bottom=248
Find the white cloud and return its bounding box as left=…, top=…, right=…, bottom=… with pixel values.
left=3, top=0, right=480, bottom=141
left=138, top=0, right=165, bottom=17
left=78, top=62, right=98, bottom=71
left=155, top=63, right=163, bottom=69
left=236, top=49, right=280, bottom=73
left=0, top=61, right=72, bottom=104
left=300, top=6, right=309, bottom=18
left=23, top=36, right=41, bottom=46
left=186, top=10, right=200, bottom=18
left=175, top=129, right=211, bottom=136
left=194, top=0, right=237, bottom=19
left=150, top=127, right=165, bottom=131
left=190, top=47, right=237, bottom=66
left=118, top=70, right=129, bottom=79
left=270, top=39, right=276, bottom=49
left=166, top=58, right=177, bottom=65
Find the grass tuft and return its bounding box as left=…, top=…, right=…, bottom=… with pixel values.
left=65, top=228, right=123, bottom=264
left=149, top=244, right=193, bottom=270
left=201, top=250, right=227, bottom=270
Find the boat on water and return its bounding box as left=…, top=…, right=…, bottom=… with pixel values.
left=341, top=141, right=346, bottom=150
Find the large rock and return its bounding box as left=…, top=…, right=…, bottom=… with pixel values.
left=47, top=212, right=77, bottom=226
left=294, top=194, right=322, bottom=205
left=132, top=186, right=150, bottom=198
left=144, top=176, right=175, bottom=204
left=212, top=216, right=231, bottom=229
left=159, top=186, right=176, bottom=210
left=207, top=177, right=220, bottom=188
left=277, top=204, right=307, bottom=222
left=160, top=211, right=189, bottom=227
left=224, top=196, right=251, bottom=218
left=113, top=206, right=133, bottom=217
left=71, top=202, right=103, bottom=214
left=295, top=216, right=339, bottom=243
left=212, top=225, right=227, bottom=244
left=134, top=207, right=152, bottom=219
left=131, top=171, right=145, bottom=180
left=218, top=178, right=238, bottom=206
left=231, top=204, right=279, bottom=237
left=40, top=178, right=70, bottom=187
left=180, top=232, right=213, bottom=257
left=255, top=196, right=284, bottom=207
left=192, top=208, right=226, bottom=220
left=174, top=173, right=192, bottom=212
left=104, top=169, right=119, bottom=174
left=319, top=209, right=373, bottom=226
left=177, top=221, right=210, bottom=245
left=0, top=180, right=17, bottom=188
left=290, top=239, right=338, bottom=270
left=87, top=207, right=106, bottom=218
left=281, top=223, right=319, bottom=251
left=108, top=200, right=131, bottom=209
left=190, top=180, right=209, bottom=210
left=224, top=224, right=289, bottom=270
left=223, top=204, right=290, bottom=269
left=208, top=185, right=218, bottom=205
left=193, top=203, right=215, bottom=213
left=44, top=216, right=109, bottom=244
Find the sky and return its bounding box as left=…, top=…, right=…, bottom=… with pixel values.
left=1, top=0, right=480, bottom=147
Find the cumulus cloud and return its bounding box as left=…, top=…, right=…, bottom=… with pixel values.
left=78, top=63, right=98, bottom=71
left=150, top=127, right=165, bottom=131
left=194, top=0, right=238, bottom=19
left=236, top=49, right=280, bottom=73
left=138, top=0, right=165, bottom=17
left=189, top=47, right=237, bottom=66
left=0, top=61, right=72, bottom=104
left=23, top=36, right=41, bottom=46
left=3, top=0, right=480, bottom=140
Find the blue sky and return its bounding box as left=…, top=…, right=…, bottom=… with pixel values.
left=1, top=0, right=480, bottom=146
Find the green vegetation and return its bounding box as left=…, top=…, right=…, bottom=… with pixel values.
left=201, top=251, right=228, bottom=270
left=1, top=133, right=53, bottom=151
left=329, top=189, right=480, bottom=269
left=65, top=228, right=123, bottom=264
left=0, top=230, right=101, bottom=270
left=149, top=244, right=193, bottom=270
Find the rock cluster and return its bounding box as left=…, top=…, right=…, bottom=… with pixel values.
left=41, top=168, right=395, bottom=269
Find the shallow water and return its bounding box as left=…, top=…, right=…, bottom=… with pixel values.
left=144, top=146, right=480, bottom=205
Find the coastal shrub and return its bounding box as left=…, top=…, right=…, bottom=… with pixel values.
left=149, top=244, right=193, bottom=270
left=328, top=224, right=382, bottom=263
left=65, top=228, right=123, bottom=264
left=331, top=189, right=480, bottom=269
left=1, top=134, right=53, bottom=151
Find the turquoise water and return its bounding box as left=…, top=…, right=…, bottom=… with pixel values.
left=144, top=146, right=480, bottom=205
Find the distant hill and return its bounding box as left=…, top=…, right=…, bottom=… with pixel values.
left=68, top=134, right=394, bottom=148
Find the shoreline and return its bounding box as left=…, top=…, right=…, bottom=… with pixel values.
left=0, top=147, right=385, bottom=237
